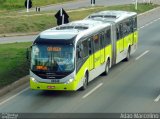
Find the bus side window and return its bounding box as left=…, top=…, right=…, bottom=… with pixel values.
left=76, top=43, right=83, bottom=72
left=119, top=23, right=124, bottom=38
left=77, top=40, right=89, bottom=60
left=106, top=29, right=111, bottom=45
left=133, top=17, right=137, bottom=31
left=116, top=24, right=124, bottom=40
left=88, top=38, right=93, bottom=55
left=76, top=45, right=82, bottom=60
left=81, top=40, right=89, bottom=58
left=129, top=19, right=134, bottom=33
left=116, top=26, right=120, bottom=40
left=122, top=22, right=128, bottom=37
left=125, top=19, right=133, bottom=35
left=93, top=34, right=100, bottom=52
left=100, top=32, right=105, bottom=48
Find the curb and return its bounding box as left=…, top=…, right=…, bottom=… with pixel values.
left=18, top=0, right=81, bottom=13
left=0, top=75, right=29, bottom=97
left=30, top=0, right=83, bottom=10
left=0, top=32, right=39, bottom=38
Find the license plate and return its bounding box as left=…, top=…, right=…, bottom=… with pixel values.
left=51, top=79, right=59, bottom=83
left=47, top=86, right=55, bottom=89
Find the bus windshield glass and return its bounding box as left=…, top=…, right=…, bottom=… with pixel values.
left=31, top=44, right=74, bottom=73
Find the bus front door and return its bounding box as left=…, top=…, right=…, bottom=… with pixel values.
left=93, top=35, right=101, bottom=68
left=100, top=33, right=105, bottom=64
left=88, top=38, right=94, bottom=70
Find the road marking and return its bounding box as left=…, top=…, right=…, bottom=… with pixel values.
left=82, top=83, right=103, bottom=99
left=139, top=22, right=153, bottom=30
left=135, top=50, right=150, bottom=60
left=154, top=95, right=160, bottom=102
left=138, top=17, right=160, bottom=30
left=0, top=87, right=29, bottom=106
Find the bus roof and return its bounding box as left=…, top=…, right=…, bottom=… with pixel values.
left=37, top=19, right=111, bottom=44
left=85, top=10, right=137, bottom=23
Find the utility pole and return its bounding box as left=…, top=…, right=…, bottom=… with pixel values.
left=135, top=0, right=138, bottom=10
left=25, top=0, right=32, bottom=12
left=27, top=0, right=29, bottom=12
left=60, top=8, right=64, bottom=25
left=91, top=0, right=95, bottom=7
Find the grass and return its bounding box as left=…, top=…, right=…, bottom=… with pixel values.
left=0, top=3, right=158, bottom=88
left=0, top=0, right=74, bottom=12
left=0, top=3, right=158, bottom=35
left=0, top=42, right=32, bottom=88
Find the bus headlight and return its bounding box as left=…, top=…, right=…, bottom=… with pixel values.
left=30, top=77, right=38, bottom=83
left=65, top=78, right=74, bottom=84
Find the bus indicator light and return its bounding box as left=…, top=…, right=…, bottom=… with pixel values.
left=36, top=66, right=47, bottom=70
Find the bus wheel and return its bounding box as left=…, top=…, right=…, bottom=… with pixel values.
left=125, top=48, right=130, bottom=61
left=81, top=73, right=88, bottom=90
left=104, top=60, right=109, bottom=75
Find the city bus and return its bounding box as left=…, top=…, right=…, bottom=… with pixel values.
left=85, top=10, right=138, bottom=65
left=29, top=11, right=138, bottom=91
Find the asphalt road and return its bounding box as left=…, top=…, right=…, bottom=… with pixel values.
left=0, top=9, right=160, bottom=118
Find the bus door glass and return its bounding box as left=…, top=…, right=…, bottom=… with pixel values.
left=123, top=20, right=131, bottom=48
left=133, top=17, right=138, bottom=44
left=88, top=38, right=94, bottom=70
left=129, top=18, right=134, bottom=45
left=100, top=32, right=105, bottom=64
left=116, top=25, right=122, bottom=55
left=111, top=24, right=117, bottom=65
left=76, top=40, right=89, bottom=72
left=93, top=34, right=101, bottom=68
left=119, top=23, right=124, bottom=52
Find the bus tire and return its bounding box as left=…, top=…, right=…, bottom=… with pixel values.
left=104, top=60, right=110, bottom=76
left=81, top=73, right=88, bottom=90
left=125, top=47, right=130, bottom=61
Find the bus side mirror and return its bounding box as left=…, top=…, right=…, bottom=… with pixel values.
left=89, top=46, right=92, bottom=55
left=77, top=47, right=82, bottom=59
left=26, top=46, right=32, bottom=61
left=78, top=51, right=82, bottom=58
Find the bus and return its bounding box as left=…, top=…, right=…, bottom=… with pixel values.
left=29, top=10, right=138, bottom=91
left=85, top=10, right=138, bottom=64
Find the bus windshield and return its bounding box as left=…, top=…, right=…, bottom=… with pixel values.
left=31, top=44, right=74, bottom=73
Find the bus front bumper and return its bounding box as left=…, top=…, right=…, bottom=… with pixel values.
left=30, top=78, right=76, bottom=91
